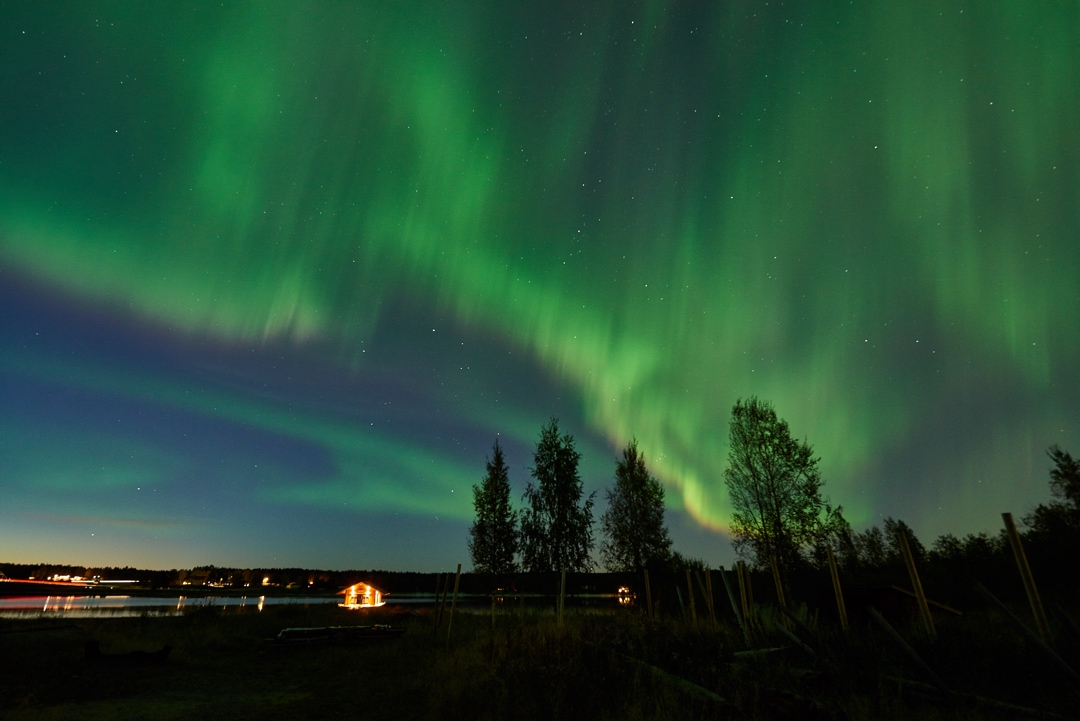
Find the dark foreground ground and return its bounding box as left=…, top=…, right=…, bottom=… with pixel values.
left=1, top=601, right=1077, bottom=720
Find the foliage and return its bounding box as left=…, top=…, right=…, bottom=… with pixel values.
left=1047, top=444, right=1080, bottom=508
left=599, top=438, right=673, bottom=572
left=520, top=418, right=596, bottom=572
left=836, top=517, right=932, bottom=575
left=468, top=438, right=519, bottom=574
left=883, top=517, right=926, bottom=562
left=723, top=397, right=844, bottom=570
left=808, top=511, right=853, bottom=569
left=9, top=595, right=1080, bottom=720
left=927, top=530, right=1007, bottom=578
left=849, top=525, right=888, bottom=570
left=667, top=551, right=709, bottom=572
left=1023, top=445, right=1080, bottom=573
left=1025, top=445, right=1080, bottom=533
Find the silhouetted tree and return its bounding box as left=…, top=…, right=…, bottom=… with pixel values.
left=832, top=520, right=860, bottom=571
left=884, top=517, right=926, bottom=562
left=809, top=512, right=854, bottom=570
left=520, top=418, right=595, bottom=572
left=929, top=533, right=963, bottom=563
left=600, top=438, right=673, bottom=572
left=1023, top=445, right=1080, bottom=570
left=724, top=397, right=844, bottom=570
left=1047, top=444, right=1080, bottom=508
left=928, top=530, right=1007, bottom=582
left=1026, top=445, right=1080, bottom=533
left=668, top=551, right=709, bottom=572
left=841, top=518, right=924, bottom=573
left=851, top=525, right=888, bottom=569
left=468, top=438, right=519, bottom=574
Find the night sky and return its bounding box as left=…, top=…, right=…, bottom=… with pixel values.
left=1, top=2, right=1077, bottom=572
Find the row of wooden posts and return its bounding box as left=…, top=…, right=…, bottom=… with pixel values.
left=430, top=562, right=568, bottom=644
left=662, top=511, right=1055, bottom=651
left=430, top=512, right=1057, bottom=652
left=877, top=511, right=1052, bottom=647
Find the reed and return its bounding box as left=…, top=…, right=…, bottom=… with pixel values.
left=2, top=590, right=1077, bottom=720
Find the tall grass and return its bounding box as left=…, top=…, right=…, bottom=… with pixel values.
left=1, top=596, right=1076, bottom=720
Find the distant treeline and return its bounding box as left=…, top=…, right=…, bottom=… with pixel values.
left=0, top=563, right=682, bottom=597
left=0, top=512, right=1074, bottom=607
left=0, top=564, right=444, bottom=594
left=3, top=445, right=1076, bottom=606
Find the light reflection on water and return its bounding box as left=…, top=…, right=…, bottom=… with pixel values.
left=0, top=593, right=629, bottom=618
left=0, top=595, right=341, bottom=618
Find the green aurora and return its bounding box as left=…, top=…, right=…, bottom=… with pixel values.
left=1, top=1, right=1077, bottom=569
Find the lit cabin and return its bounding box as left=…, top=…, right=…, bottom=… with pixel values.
left=339, top=582, right=386, bottom=609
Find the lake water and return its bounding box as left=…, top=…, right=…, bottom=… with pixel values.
left=0, top=593, right=628, bottom=618
left=0, top=595, right=342, bottom=618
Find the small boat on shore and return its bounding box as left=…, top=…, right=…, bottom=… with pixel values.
left=267, top=624, right=405, bottom=646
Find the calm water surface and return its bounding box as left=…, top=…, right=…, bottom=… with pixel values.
left=0, top=595, right=342, bottom=618
left=0, top=593, right=627, bottom=618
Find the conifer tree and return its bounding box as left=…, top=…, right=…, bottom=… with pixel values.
left=468, top=438, right=518, bottom=574
left=600, top=438, right=672, bottom=572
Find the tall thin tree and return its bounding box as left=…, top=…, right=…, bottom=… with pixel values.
left=468, top=438, right=518, bottom=574
left=520, top=418, right=595, bottom=572
left=600, top=438, right=673, bottom=572
left=724, top=397, right=844, bottom=570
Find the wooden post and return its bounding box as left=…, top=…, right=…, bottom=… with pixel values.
left=705, top=570, right=716, bottom=626
left=975, top=584, right=1079, bottom=683
left=735, top=562, right=751, bottom=629
left=780, top=605, right=821, bottom=651
left=644, top=569, right=653, bottom=619
left=867, top=607, right=951, bottom=696
left=686, top=569, right=697, bottom=626
left=748, top=564, right=757, bottom=629
left=720, top=566, right=750, bottom=646
left=1002, top=512, right=1052, bottom=645
left=896, top=527, right=935, bottom=640
left=434, top=572, right=449, bottom=629
left=770, top=555, right=787, bottom=609
left=747, top=561, right=756, bottom=608
left=776, top=623, right=816, bottom=658
left=696, top=571, right=716, bottom=626
left=1055, top=604, right=1080, bottom=647
left=558, top=569, right=566, bottom=626
left=446, top=564, right=461, bottom=644
left=827, top=545, right=849, bottom=632
left=432, top=569, right=440, bottom=626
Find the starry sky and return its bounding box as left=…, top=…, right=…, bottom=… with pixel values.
left=1, top=2, right=1077, bottom=572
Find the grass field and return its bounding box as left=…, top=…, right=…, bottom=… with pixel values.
left=1, top=598, right=1077, bottom=720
